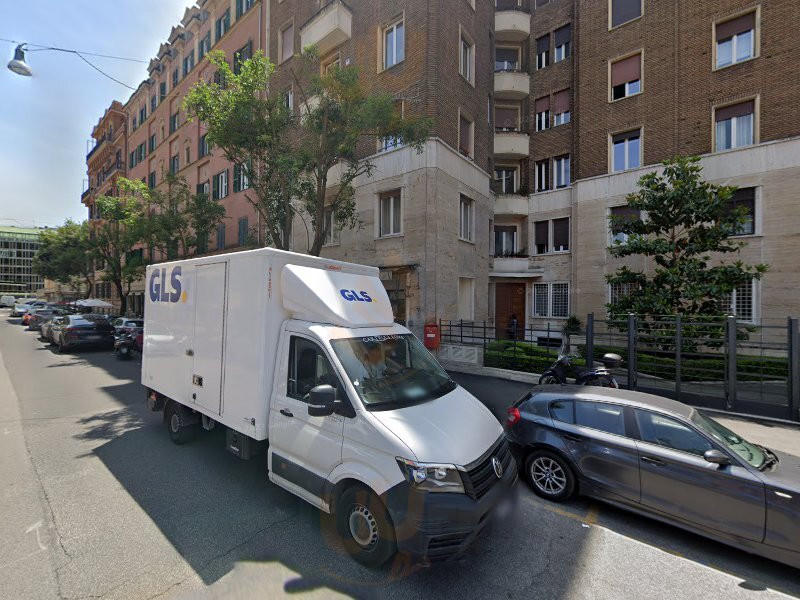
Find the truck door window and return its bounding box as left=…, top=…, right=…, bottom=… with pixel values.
left=287, top=337, right=344, bottom=402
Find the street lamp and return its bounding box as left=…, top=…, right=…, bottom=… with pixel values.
left=7, top=44, right=32, bottom=77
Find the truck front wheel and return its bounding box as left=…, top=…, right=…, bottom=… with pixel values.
left=336, top=486, right=397, bottom=568
left=165, top=402, right=198, bottom=445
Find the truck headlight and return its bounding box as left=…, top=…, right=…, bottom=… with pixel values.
left=396, top=458, right=465, bottom=494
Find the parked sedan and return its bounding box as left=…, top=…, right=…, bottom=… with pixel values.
left=52, top=315, right=115, bottom=353
left=40, top=316, right=61, bottom=342
left=11, top=300, right=46, bottom=317
left=110, top=317, right=144, bottom=335
left=27, top=308, right=64, bottom=331
left=505, top=386, right=800, bottom=570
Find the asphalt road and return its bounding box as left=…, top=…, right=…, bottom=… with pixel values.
left=0, top=313, right=798, bottom=600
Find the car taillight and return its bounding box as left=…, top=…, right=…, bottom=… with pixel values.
left=506, top=407, right=521, bottom=427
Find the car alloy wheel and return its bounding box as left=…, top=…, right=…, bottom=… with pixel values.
left=531, top=456, right=567, bottom=496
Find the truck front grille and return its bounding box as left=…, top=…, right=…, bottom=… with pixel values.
left=462, top=436, right=512, bottom=501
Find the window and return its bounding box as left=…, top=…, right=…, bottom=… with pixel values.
left=236, top=0, right=254, bottom=19
left=609, top=281, right=638, bottom=305
left=536, top=35, right=549, bottom=70
left=716, top=12, right=756, bottom=68
left=170, top=112, right=179, bottom=134
left=460, top=33, right=474, bottom=83
left=459, top=195, right=474, bottom=241
left=233, top=42, right=252, bottom=75
left=535, top=96, right=550, bottom=131
left=576, top=401, right=626, bottom=436
left=611, top=53, right=641, bottom=100
left=185, top=146, right=191, bottom=165
left=534, top=220, right=549, bottom=254
left=322, top=55, right=341, bottom=75
left=216, top=223, right=226, bottom=250
left=715, top=101, right=754, bottom=151
left=215, top=9, right=231, bottom=42
left=129, top=151, right=135, bottom=169
left=726, top=278, right=756, bottom=322
left=457, top=277, right=475, bottom=320
left=533, top=283, right=549, bottom=317
left=494, top=225, right=517, bottom=255
left=552, top=217, right=569, bottom=251
left=635, top=410, right=714, bottom=456
left=280, top=23, right=294, bottom=63
left=233, top=163, right=250, bottom=192
left=159, top=81, right=167, bottom=101
left=550, top=400, right=575, bottom=424
left=495, top=105, right=520, bottom=132
left=323, top=208, right=339, bottom=246
left=379, top=190, right=402, bottom=237
left=554, top=24, right=571, bottom=62
left=554, top=155, right=570, bottom=188
left=199, top=134, right=209, bottom=158
left=132, top=116, right=138, bottom=131
left=535, top=0, right=551, bottom=7
left=287, top=337, right=343, bottom=400
left=212, top=169, right=229, bottom=200
left=459, top=113, right=474, bottom=158
left=609, top=205, right=640, bottom=244
left=170, top=154, right=179, bottom=174
left=725, top=188, right=756, bottom=236
left=199, top=32, right=211, bottom=60
left=378, top=101, right=404, bottom=151
left=150, top=95, right=157, bottom=113
left=172, top=67, right=179, bottom=89
left=553, top=89, right=571, bottom=126
left=535, top=159, right=550, bottom=192
left=384, top=19, right=405, bottom=69
left=137, top=143, right=146, bottom=162
left=149, top=134, right=157, bottom=153
left=197, top=180, right=210, bottom=196
left=238, top=217, right=249, bottom=246
left=283, top=89, right=293, bottom=113
left=495, top=46, right=520, bottom=72
left=610, top=0, right=642, bottom=28
left=183, top=50, right=195, bottom=77
left=148, top=171, right=156, bottom=189
left=493, top=166, right=518, bottom=194
left=611, top=129, right=641, bottom=172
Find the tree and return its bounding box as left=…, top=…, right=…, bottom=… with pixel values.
left=32, top=220, right=93, bottom=297
left=606, top=156, right=768, bottom=348
left=91, top=179, right=150, bottom=315
left=147, top=172, right=226, bottom=260
left=183, top=49, right=430, bottom=255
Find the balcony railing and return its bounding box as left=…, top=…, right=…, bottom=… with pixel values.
left=86, top=134, right=107, bottom=160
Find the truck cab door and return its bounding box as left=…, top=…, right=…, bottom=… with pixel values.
left=268, top=334, right=347, bottom=509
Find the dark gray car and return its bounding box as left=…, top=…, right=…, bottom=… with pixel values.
left=505, top=386, right=800, bottom=570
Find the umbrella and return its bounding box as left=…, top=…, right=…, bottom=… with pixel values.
left=73, top=298, right=113, bottom=308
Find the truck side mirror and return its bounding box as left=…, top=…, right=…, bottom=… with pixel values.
left=308, top=385, right=336, bottom=417
left=704, top=449, right=731, bottom=466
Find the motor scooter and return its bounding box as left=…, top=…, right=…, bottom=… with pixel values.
left=538, top=340, right=621, bottom=387
left=114, top=329, right=143, bottom=360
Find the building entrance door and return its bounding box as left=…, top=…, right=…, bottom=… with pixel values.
left=495, top=283, right=526, bottom=339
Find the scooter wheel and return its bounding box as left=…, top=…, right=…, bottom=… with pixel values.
left=538, top=375, right=560, bottom=385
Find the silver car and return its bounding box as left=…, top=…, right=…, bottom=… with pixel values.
left=505, top=386, right=800, bottom=570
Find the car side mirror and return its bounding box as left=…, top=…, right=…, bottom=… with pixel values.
left=308, top=384, right=336, bottom=417
left=704, top=449, right=731, bottom=466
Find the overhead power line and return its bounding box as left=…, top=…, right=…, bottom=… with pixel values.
left=0, top=37, right=148, bottom=63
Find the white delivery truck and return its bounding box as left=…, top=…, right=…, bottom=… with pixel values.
left=142, top=248, right=516, bottom=566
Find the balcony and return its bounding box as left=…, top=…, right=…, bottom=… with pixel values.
left=490, top=256, right=544, bottom=278
left=86, top=134, right=107, bottom=161
left=494, top=193, right=528, bottom=216
left=300, top=0, right=352, bottom=57
left=494, top=130, right=530, bottom=159
left=494, top=70, right=530, bottom=100
left=495, top=10, right=530, bottom=42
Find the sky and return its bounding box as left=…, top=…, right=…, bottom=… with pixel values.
left=0, top=0, right=192, bottom=229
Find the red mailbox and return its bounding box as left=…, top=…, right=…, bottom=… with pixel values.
left=424, top=322, right=440, bottom=350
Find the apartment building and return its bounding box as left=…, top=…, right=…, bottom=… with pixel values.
left=492, top=0, right=800, bottom=338
left=0, top=226, right=44, bottom=297
left=81, top=0, right=800, bottom=331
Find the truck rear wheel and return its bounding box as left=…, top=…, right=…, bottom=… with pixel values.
left=336, top=486, right=397, bottom=568
left=165, top=402, right=198, bottom=445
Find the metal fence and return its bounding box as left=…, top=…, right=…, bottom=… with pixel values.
left=440, top=314, right=800, bottom=422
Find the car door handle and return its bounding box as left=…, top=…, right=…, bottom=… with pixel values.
left=563, top=433, right=584, bottom=443
left=279, top=409, right=293, bottom=418
left=641, top=456, right=665, bottom=466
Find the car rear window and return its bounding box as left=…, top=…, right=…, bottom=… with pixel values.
left=575, top=401, right=627, bottom=437
left=128, top=320, right=144, bottom=327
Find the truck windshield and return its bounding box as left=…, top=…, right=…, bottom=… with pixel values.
left=330, top=334, right=456, bottom=410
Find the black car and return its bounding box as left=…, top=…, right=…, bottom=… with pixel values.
left=52, top=314, right=116, bottom=353
left=505, top=385, right=800, bottom=570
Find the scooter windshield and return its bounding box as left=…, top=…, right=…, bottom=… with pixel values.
left=331, top=334, right=456, bottom=410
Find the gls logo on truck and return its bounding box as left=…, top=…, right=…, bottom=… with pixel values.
left=149, top=267, right=186, bottom=303
left=340, top=289, right=373, bottom=303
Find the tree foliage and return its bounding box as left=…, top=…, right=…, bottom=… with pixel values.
left=183, top=48, right=431, bottom=256
left=32, top=220, right=93, bottom=297
left=606, top=156, right=768, bottom=320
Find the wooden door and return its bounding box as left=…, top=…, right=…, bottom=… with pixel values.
left=495, top=283, right=526, bottom=340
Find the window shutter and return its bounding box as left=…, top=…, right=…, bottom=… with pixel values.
left=212, top=174, right=219, bottom=199
left=553, top=218, right=569, bottom=249
left=535, top=96, right=550, bottom=112
left=554, top=89, right=570, bottom=114
left=716, top=12, right=755, bottom=40
left=233, top=164, right=241, bottom=193
left=611, top=0, right=642, bottom=28
left=495, top=106, right=518, bottom=129
left=715, top=100, right=754, bottom=122
left=612, top=130, right=639, bottom=144
left=536, top=35, right=549, bottom=54
left=535, top=221, right=549, bottom=248
left=611, top=54, right=641, bottom=87
left=554, top=24, right=571, bottom=46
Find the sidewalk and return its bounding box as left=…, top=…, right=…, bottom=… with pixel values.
left=450, top=372, right=800, bottom=457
